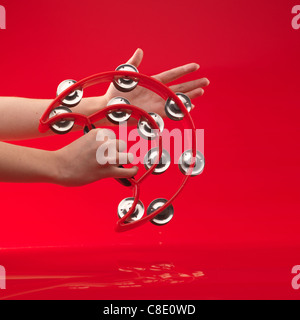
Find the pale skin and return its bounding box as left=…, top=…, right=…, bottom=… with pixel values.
left=0, top=49, right=209, bottom=186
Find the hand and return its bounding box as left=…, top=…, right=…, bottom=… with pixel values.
left=54, top=129, right=138, bottom=187
left=104, top=48, right=210, bottom=119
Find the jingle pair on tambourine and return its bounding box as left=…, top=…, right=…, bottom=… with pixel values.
left=39, top=64, right=205, bottom=232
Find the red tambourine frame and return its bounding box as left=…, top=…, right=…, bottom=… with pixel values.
left=39, top=71, right=197, bottom=232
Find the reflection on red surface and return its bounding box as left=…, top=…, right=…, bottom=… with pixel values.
left=0, top=244, right=299, bottom=300
left=0, top=245, right=204, bottom=300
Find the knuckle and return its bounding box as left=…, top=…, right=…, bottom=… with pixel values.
left=96, top=128, right=116, bottom=142
left=106, top=139, right=118, bottom=148
left=177, top=84, right=185, bottom=91
left=118, top=140, right=127, bottom=151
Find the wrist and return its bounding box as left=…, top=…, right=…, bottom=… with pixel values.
left=74, top=96, right=108, bottom=116
left=46, top=150, right=65, bottom=186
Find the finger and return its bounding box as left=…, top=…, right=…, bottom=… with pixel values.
left=126, top=48, right=144, bottom=68
left=108, top=166, right=139, bottom=179
left=104, top=139, right=127, bottom=152
left=98, top=140, right=127, bottom=160
left=153, top=63, right=200, bottom=84
left=96, top=140, right=127, bottom=166
left=169, top=78, right=210, bottom=93
left=185, top=88, right=205, bottom=100
left=107, top=152, right=134, bottom=166
left=96, top=128, right=116, bottom=143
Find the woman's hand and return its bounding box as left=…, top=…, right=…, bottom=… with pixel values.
left=54, top=129, right=138, bottom=187
left=104, top=48, right=210, bottom=119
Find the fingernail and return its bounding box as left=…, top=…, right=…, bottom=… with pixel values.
left=132, top=166, right=139, bottom=173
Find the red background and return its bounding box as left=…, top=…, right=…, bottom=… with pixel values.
left=0, top=0, right=300, bottom=299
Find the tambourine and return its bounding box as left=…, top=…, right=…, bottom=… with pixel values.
left=39, top=64, right=205, bottom=232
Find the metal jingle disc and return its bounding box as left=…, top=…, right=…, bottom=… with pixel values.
left=165, top=93, right=192, bottom=121
left=178, top=150, right=205, bottom=176
left=147, top=198, right=174, bottom=226
left=144, top=148, right=171, bottom=175
left=137, top=113, right=164, bottom=140
left=57, top=80, right=83, bottom=107
left=113, top=64, right=139, bottom=92
left=49, top=106, right=74, bottom=135
left=118, top=197, right=145, bottom=223
left=106, top=97, right=132, bottom=124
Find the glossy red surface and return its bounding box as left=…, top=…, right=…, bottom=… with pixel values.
left=0, top=244, right=299, bottom=300
left=0, top=0, right=300, bottom=300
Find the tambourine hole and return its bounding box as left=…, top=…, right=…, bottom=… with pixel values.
left=144, top=148, right=171, bottom=174
left=113, top=64, right=139, bottom=92
left=57, top=80, right=83, bottom=107
left=49, top=106, right=74, bottom=135
left=83, top=124, right=96, bottom=135
left=179, top=150, right=205, bottom=176
left=137, top=113, right=164, bottom=140
left=118, top=198, right=144, bottom=223
left=106, top=97, right=132, bottom=124
left=147, top=198, right=174, bottom=226
left=165, top=93, right=192, bottom=121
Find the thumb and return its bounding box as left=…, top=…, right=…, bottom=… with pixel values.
left=126, top=48, right=144, bottom=68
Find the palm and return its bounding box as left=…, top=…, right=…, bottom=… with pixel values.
left=106, top=82, right=166, bottom=118
left=104, top=48, right=210, bottom=121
